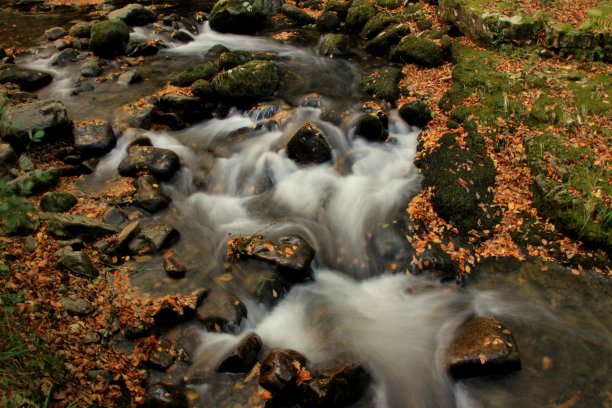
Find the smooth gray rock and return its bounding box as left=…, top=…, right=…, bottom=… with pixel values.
left=0, top=65, right=53, bottom=91
left=56, top=249, right=99, bottom=278
left=108, top=4, right=157, bottom=27
left=45, top=27, right=68, bottom=41
left=73, top=119, right=116, bottom=158
left=0, top=98, right=69, bottom=144
left=59, top=297, right=94, bottom=316
left=196, top=290, right=247, bottom=334
left=45, top=213, right=119, bottom=239
left=118, top=145, right=181, bottom=181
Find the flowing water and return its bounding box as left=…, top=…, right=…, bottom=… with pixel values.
left=8, top=13, right=611, bottom=408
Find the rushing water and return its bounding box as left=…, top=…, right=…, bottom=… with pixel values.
left=13, top=14, right=611, bottom=408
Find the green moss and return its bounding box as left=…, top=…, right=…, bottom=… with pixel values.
left=360, top=13, right=399, bottom=39
left=570, top=73, right=612, bottom=116
left=359, top=67, right=403, bottom=103
left=218, top=51, right=254, bottom=70
left=212, top=60, right=279, bottom=105
left=390, top=35, right=444, bottom=67
left=89, top=20, right=130, bottom=58
left=172, top=61, right=219, bottom=87
left=346, top=0, right=377, bottom=31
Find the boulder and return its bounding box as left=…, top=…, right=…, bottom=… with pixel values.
left=244, top=234, right=315, bottom=282
left=132, top=176, right=170, bottom=213
left=171, top=30, right=194, bottom=43
left=345, top=0, right=376, bottom=31
left=218, top=50, right=254, bottom=70
left=0, top=98, right=69, bottom=146
left=317, top=33, right=352, bottom=58
left=89, top=20, right=130, bottom=58
left=0, top=65, right=52, bottom=92
left=299, top=358, right=370, bottom=407
left=191, top=79, right=216, bottom=100
left=390, top=36, right=444, bottom=67
left=196, top=290, right=247, bottom=333
left=39, top=191, right=78, bottom=213
left=80, top=61, right=102, bottom=78
left=354, top=112, right=387, bottom=142
left=144, top=383, right=188, bottom=408
left=365, top=23, right=409, bottom=55
left=208, top=0, right=267, bottom=34
left=118, top=145, right=181, bottom=181
left=45, top=213, right=119, bottom=239
left=259, top=349, right=307, bottom=403
left=158, top=93, right=203, bottom=122
left=0, top=143, right=18, bottom=177
left=316, top=11, right=341, bottom=32
left=56, top=249, right=99, bottom=278
left=399, top=100, right=433, bottom=128
left=360, top=14, right=399, bottom=39
left=8, top=169, right=60, bottom=196
left=128, top=224, right=180, bottom=254
left=45, top=27, right=67, bottom=41
left=281, top=4, right=315, bottom=26
left=69, top=22, right=93, bottom=38
left=212, top=60, right=279, bottom=105
left=286, top=124, right=332, bottom=165
left=59, top=297, right=94, bottom=316
left=359, top=67, right=403, bottom=103
left=217, top=332, right=263, bottom=373
left=108, top=4, right=157, bottom=27
left=243, top=269, right=288, bottom=306
left=52, top=48, right=79, bottom=67
left=171, top=61, right=218, bottom=87
left=73, top=119, right=116, bottom=158
left=446, top=316, right=521, bottom=379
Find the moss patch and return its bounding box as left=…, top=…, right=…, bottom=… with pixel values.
left=359, top=66, right=403, bottom=103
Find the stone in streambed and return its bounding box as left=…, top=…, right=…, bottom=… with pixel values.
left=118, top=145, right=181, bottom=181
left=243, top=269, right=288, bottom=307
left=132, top=176, right=170, bottom=213
left=0, top=143, right=18, bottom=178
left=89, top=20, right=130, bottom=59
left=45, top=213, right=119, bottom=239
left=354, top=112, right=388, bottom=142
left=163, top=249, right=188, bottom=279
left=73, top=119, right=116, bottom=158
left=171, top=61, right=218, bottom=87
left=446, top=316, right=521, bottom=379
left=244, top=234, right=315, bottom=282
left=52, top=48, right=79, bottom=67
left=259, top=349, right=307, bottom=403
left=149, top=339, right=175, bottom=371
left=212, top=60, right=279, bottom=105
left=281, top=4, right=315, bottom=26
left=128, top=224, right=180, bottom=254
left=80, top=61, right=102, bottom=78
left=217, top=332, right=262, bottom=373
left=345, top=0, right=376, bottom=32
left=69, top=22, right=93, bottom=38
left=359, top=67, right=402, bottom=103
left=45, top=27, right=67, bottom=41
left=365, top=23, right=409, bottom=55
left=39, top=191, right=78, bottom=213
left=316, top=11, right=341, bottom=32
left=360, top=14, right=399, bottom=39
left=158, top=93, right=204, bottom=122
left=317, top=33, right=352, bottom=58
left=108, top=4, right=157, bottom=27
left=144, top=383, right=188, bottom=408
left=286, top=124, right=332, bottom=165
left=0, top=98, right=69, bottom=146
left=118, top=70, right=142, bottom=85
left=208, top=0, right=266, bottom=34
left=399, top=100, right=433, bottom=128
left=196, top=290, right=247, bottom=334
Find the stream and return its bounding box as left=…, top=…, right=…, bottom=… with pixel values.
left=4, top=6, right=611, bottom=407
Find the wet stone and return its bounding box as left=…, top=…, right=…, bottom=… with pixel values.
left=399, top=100, right=433, bottom=128
left=217, top=332, right=263, bottom=373
left=52, top=48, right=79, bottom=67
left=144, top=383, right=188, bottom=408
left=163, top=250, right=188, bottom=279
left=149, top=339, right=175, bottom=371
left=281, top=4, right=316, bottom=25
left=39, top=191, right=78, bottom=213
left=73, top=119, right=116, bottom=158
left=111, top=220, right=141, bottom=254
left=354, top=112, right=388, bottom=142
left=245, top=234, right=315, bottom=282
left=126, top=39, right=160, bottom=57
left=0, top=98, right=69, bottom=144
left=171, top=30, right=194, bottom=43
left=118, top=70, right=142, bottom=85
left=132, top=176, right=170, bottom=213
left=158, top=93, right=203, bottom=122
left=69, top=22, right=93, bottom=38
left=56, top=249, right=99, bottom=278
left=59, top=297, right=94, bottom=316
left=45, top=213, right=119, bottom=239
left=446, top=316, right=521, bottom=379
left=317, top=33, right=352, bottom=58
left=73, top=38, right=90, bottom=52
left=118, top=145, right=181, bottom=181
left=316, top=11, right=341, bottom=32
left=286, top=123, right=332, bottom=165
left=89, top=20, right=130, bottom=59
left=108, top=4, right=157, bottom=27
left=128, top=224, right=180, bottom=254
left=243, top=269, right=288, bottom=307
left=259, top=349, right=307, bottom=403
left=196, top=290, right=247, bottom=334
left=45, top=27, right=68, bottom=41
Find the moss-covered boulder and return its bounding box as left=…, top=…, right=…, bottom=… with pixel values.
left=280, top=4, right=316, bottom=26
left=324, top=1, right=351, bottom=21
left=390, top=35, right=444, bottom=67
left=89, top=20, right=130, bottom=58
left=171, top=61, right=218, bottom=87
left=40, top=191, right=78, bottom=213
left=219, top=50, right=254, bottom=70
left=208, top=0, right=266, bottom=34
left=399, top=100, right=433, bottom=128
left=360, top=14, right=399, bottom=39
left=346, top=0, right=377, bottom=32
left=108, top=4, right=157, bottom=27
left=317, top=33, right=352, bottom=58
left=286, top=124, right=332, bottom=165
left=316, top=11, right=341, bottom=32
left=191, top=79, right=216, bottom=100
left=212, top=60, right=279, bottom=105
left=365, top=23, right=409, bottom=55
left=359, top=67, right=403, bottom=103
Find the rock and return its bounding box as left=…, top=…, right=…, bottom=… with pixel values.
left=244, top=235, right=315, bottom=282
left=53, top=39, right=70, bottom=51
left=446, top=316, right=521, bottom=379
left=345, top=0, right=376, bottom=32
left=416, top=241, right=456, bottom=282
left=46, top=213, right=119, bottom=239
left=218, top=50, right=254, bottom=70
left=128, top=224, right=180, bottom=254
left=191, top=79, right=215, bottom=100
left=52, top=48, right=79, bottom=67
left=208, top=0, right=266, bottom=34
left=59, top=297, right=94, bottom=316
left=45, top=27, right=67, bottom=41
left=69, top=22, right=93, bottom=38
left=87, top=370, right=111, bottom=384
left=8, top=169, right=60, bottom=196
left=163, top=249, right=188, bottom=279
left=390, top=36, right=444, bottom=68
left=132, top=176, right=170, bottom=213
left=259, top=349, right=306, bottom=403
left=144, top=383, right=188, bottom=408
left=118, top=70, right=142, bottom=85
left=217, top=332, right=262, bottom=373
left=117, top=99, right=156, bottom=129
left=158, top=93, right=203, bottom=122
left=171, top=61, right=218, bottom=87
left=56, top=249, right=99, bottom=278
left=281, top=4, right=315, bottom=26
left=243, top=269, right=288, bottom=306
left=399, top=100, right=433, bottom=128
left=212, top=60, right=279, bottom=105
left=299, top=358, right=370, bottom=407
left=359, top=67, right=402, bottom=103
left=73, top=38, right=90, bottom=51
left=39, top=192, right=78, bottom=213
left=324, top=1, right=351, bottom=20
left=22, top=236, right=37, bottom=252
left=153, top=292, right=203, bottom=327
left=80, top=61, right=102, bottom=78
left=316, top=11, right=341, bottom=32
left=18, top=154, right=34, bottom=172
left=118, top=145, right=181, bottom=181
left=111, top=220, right=141, bottom=254
left=0, top=65, right=53, bottom=91
left=317, top=33, right=352, bottom=58
left=0, top=98, right=69, bottom=146
left=108, top=4, right=157, bottom=27
left=365, top=23, right=409, bottom=55
left=149, top=339, right=175, bottom=371
left=196, top=290, right=247, bottom=334
left=286, top=124, right=332, bottom=165
left=416, top=18, right=433, bottom=30
left=89, top=20, right=130, bottom=58
left=360, top=14, right=399, bottom=39
left=126, top=39, right=160, bottom=57
left=171, top=30, right=194, bottom=43
left=0, top=143, right=18, bottom=177
left=73, top=119, right=116, bottom=158
left=103, top=207, right=126, bottom=225
left=354, top=112, right=387, bottom=142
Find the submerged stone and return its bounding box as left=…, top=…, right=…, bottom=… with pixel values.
left=259, top=349, right=307, bottom=403
left=144, top=383, right=188, bottom=408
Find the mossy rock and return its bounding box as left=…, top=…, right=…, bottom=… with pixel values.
left=219, top=50, right=254, bottom=70
left=316, top=11, right=341, bottom=32
left=365, top=23, right=409, bottom=55
left=390, top=35, right=444, bottom=67
left=191, top=79, right=216, bottom=99
left=89, top=20, right=130, bottom=59
left=40, top=192, right=78, bottom=213
left=323, top=1, right=351, bottom=20
left=399, top=100, right=432, bottom=128
left=527, top=95, right=565, bottom=126
left=208, top=0, right=266, bottom=33
left=317, top=33, right=352, bottom=57
left=420, top=132, right=498, bottom=234
left=416, top=18, right=433, bottom=31
left=346, top=0, right=377, bottom=31
left=360, top=14, right=399, bottom=39
left=375, top=0, right=403, bottom=10
left=212, top=60, right=279, bottom=105
left=171, top=61, right=218, bottom=87
left=360, top=67, right=403, bottom=103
